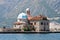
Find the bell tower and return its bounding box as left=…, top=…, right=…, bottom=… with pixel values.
left=26, top=8, right=31, bottom=16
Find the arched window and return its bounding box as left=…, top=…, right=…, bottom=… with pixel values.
left=30, top=23, right=33, bottom=25
left=46, top=22, right=48, bottom=25
left=34, top=22, right=36, bottom=25
left=41, top=22, right=43, bottom=25
left=44, top=22, right=46, bottom=25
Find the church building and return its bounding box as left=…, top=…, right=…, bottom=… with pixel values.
left=13, top=8, right=49, bottom=32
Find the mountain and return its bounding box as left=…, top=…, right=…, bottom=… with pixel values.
left=0, top=0, right=60, bottom=27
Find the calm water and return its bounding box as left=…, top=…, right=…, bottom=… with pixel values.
left=0, top=33, right=60, bottom=40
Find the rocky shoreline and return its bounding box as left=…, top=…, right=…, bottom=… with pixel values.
left=0, top=31, right=60, bottom=34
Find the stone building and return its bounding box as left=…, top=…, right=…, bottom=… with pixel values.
left=13, top=8, right=49, bottom=32
left=13, top=12, right=29, bottom=31
left=29, top=15, right=49, bottom=32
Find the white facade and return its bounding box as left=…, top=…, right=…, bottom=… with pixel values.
left=13, top=25, right=23, bottom=29
left=39, top=20, right=49, bottom=31
left=30, top=20, right=49, bottom=32
left=13, top=12, right=28, bottom=31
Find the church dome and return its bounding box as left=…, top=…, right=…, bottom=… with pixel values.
left=17, top=12, right=28, bottom=19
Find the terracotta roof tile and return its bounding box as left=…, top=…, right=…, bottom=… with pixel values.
left=14, top=22, right=25, bottom=25
left=28, top=15, right=47, bottom=21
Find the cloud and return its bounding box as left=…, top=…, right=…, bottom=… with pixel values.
left=0, top=0, right=5, bottom=4
left=47, top=17, right=60, bottom=20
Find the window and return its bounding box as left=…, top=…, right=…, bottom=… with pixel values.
left=34, top=22, right=36, bottom=25
left=41, top=22, right=43, bottom=25
left=28, top=20, right=30, bottom=24
left=47, top=23, right=49, bottom=25
left=30, top=23, right=33, bottom=25
left=44, top=22, right=46, bottom=25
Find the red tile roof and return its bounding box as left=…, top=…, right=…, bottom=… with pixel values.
left=14, top=22, right=25, bottom=25
left=28, top=15, right=47, bottom=21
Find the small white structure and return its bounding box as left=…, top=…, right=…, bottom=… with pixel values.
left=13, top=12, right=28, bottom=31
left=50, top=22, right=60, bottom=31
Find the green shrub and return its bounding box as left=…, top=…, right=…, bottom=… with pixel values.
left=23, top=27, right=31, bottom=31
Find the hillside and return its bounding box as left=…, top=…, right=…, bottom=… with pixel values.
left=0, top=0, right=60, bottom=27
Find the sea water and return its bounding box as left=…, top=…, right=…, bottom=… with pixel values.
left=0, top=33, right=60, bottom=40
